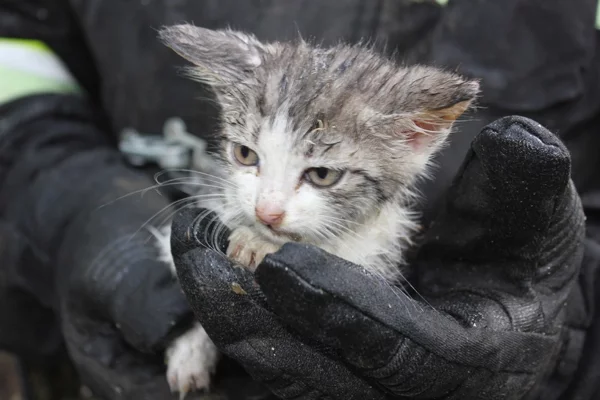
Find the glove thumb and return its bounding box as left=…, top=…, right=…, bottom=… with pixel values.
left=416, top=115, right=586, bottom=330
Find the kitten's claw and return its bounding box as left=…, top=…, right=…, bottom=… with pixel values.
left=167, top=373, right=194, bottom=400
left=227, top=226, right=281, bottom=271
left=165, top=323, right=219, bottom=398
left=177, top=382, right=191, bottom=400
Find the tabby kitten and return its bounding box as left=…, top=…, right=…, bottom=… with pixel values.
left=156, top=24, right=479, bottom=396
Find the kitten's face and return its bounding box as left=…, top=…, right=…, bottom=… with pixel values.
left=220, top=108, right=391, bottom=245
left=160, top=25, right=479, bottom=245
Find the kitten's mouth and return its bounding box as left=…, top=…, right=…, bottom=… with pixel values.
left=257, top=224, right=302, bottom=242
left=270, top=228, right=301, bottom=241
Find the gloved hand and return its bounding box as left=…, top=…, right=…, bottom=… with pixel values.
left=0, top=92, right=196, bottom=398
left=54, top=163, right=271, bottom=400
left=170, top=116, right=586, bottom=400
left=53, top=169, right=196, bottom=399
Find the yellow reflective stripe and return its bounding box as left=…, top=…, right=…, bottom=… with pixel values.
left=0, top=66, right=81, bottom=104
left=0, top=38, right=83, bottom=104
left=0, top=38, right=51, bottom=53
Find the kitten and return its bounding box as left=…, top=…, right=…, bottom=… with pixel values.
left=156, top=24, right=479, bottom=397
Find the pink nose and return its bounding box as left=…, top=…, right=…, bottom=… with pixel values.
left=255, top=205, right=285, bottom=227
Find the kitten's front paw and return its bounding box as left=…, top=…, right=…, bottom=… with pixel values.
left=227, top=226, right=281, bottom=271
left=166, top=323, right=219, bottom=399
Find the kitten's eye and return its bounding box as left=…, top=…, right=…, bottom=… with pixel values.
left=305, top=167, right=343, bottom=188
left=233, top=144, right=259, bottom=166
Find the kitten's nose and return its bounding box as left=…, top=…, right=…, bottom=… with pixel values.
left=255, top=205, right=285, bottom=227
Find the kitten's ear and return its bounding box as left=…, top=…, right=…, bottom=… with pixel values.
left=404, top=96, right=476, bottom=152
left=159, top=24, right=268, bottom=86
left=372, top=70, right=479, bottom=155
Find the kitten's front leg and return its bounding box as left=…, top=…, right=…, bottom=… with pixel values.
left=152, top=223, right=220, bottom=397
left=166, top=323, right=219, bottom=397
left=227, top=226, right=281, bottom=271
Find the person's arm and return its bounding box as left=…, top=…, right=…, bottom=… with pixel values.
left=0, top=0, right=104, bottom=357
left=0, top=2, right=194, bottom=398
left=0, top=0, right=108, bottom=279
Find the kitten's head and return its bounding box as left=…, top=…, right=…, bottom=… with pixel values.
left=160, top=25, right=479, bottom=246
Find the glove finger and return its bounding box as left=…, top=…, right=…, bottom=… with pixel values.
left=415, top=116, right=585, bottom=331
left=174, top=245, right=384, bottom=400
left=418, top=115, right=576, bottom=266
left=256, top=243, right=555, bottom=397
left=72, top=233, right=192, bottom=354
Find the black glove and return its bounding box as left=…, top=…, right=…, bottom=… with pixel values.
left=170, top=116, right=586, bottom=400
left=55, top=170, right=196, bottom=399
left=0, top=94, right=195, bottom=399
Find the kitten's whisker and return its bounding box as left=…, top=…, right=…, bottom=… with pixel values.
left=211, top=224, right=226, bottom=254
left=154, top=178, right=228, bottom=188
left=96, top=186, right=169, bottom=209
left=150, top=205, right=193, bottom=233
left=316, top=225, right=359, bottom=245
left=128, top=195, right=221, bottom=244
left=187, top=209, right=219, bottom=253
left=210, top=209, right=243, bottom=255
left=319, top=215, right=364, bottom=227
left=202, top=213, right=226, bottom=254
left=398, top=277, right=430, bottom=313
left=193, top=95, right=222, bottom=107
left=155, top=175, right=233, bottom=189
left=124, top=197, right=197, bottom=239
left=318, top=225, right=346, bottom=243
left=155, top=169, right=237, bottom=188
left=142, top=202, right=200, bottom=247
left=369, top=270, right=421, bottom=317
left=154, top=179, right=233, bottom=193
left=312, top=227, right=336, bottom=246
left=96, top=181, right=227, bottom=210
left=147, top=194, right=224, bottom=233
left=320, top=218, right=359, bottom=234
left=179, top=208, right=221, bottom=253
left=208, top=211, right=228, bottom=253
left=320, top=219, right=366, bottom=242
left=328, top=227, right=364, bottom=243
left=154, top=177, right=234, bottom=193
left=131, top=196, right=205, bottom=236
